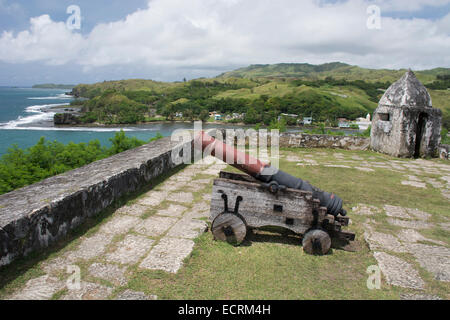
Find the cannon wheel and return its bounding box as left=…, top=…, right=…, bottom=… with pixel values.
left=302, top=229, right=332, bottom=255
left=212, top=213, right=247, bottom=246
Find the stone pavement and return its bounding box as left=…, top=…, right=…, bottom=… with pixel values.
left=359, top=204, right=449, bottom=295
left=6, top=156, right=227, bottom=300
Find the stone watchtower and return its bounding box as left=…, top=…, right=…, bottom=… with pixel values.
left=370, top=70, right=442, bottom=158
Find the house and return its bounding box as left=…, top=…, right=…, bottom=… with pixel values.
left=214, top=114, right=222, bottom=121
left=339, top=120, right=350, bottom=128
left=302, top=117, right=313, bottom=125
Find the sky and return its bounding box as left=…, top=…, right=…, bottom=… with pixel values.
left=0, top=0, right=449, bottom=86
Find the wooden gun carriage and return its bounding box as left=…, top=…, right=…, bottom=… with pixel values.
left=209, top=171, right=355, bottom=255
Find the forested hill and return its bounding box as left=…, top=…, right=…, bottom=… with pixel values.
left=68, top=62, right=450, bottom=129
left=218, top=62, right=450, bottom=83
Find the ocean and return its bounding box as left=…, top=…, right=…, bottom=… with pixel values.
left=0, top=87, right=255, bottom=156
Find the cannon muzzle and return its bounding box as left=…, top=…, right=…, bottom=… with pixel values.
left=195, top=131, right=347, bottom=217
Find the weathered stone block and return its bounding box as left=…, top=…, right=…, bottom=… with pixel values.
left=105, top=234, right=154, bottom=265
left=139, top=237, right=195, bottom=273
left=373, top=251, right=425, bottom=290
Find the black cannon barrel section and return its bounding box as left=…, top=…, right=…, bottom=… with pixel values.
left=259, top=166, right=346, bottom=217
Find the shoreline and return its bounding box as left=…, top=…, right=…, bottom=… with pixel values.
left=44, top=104, right=363, bottom=133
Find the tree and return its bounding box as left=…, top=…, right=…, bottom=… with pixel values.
left=161, top=104, right=175, bottom=121
left=199, top=110, right=210, bottom=122
left=268, top=118, right=287, bottom=133
left=244, top=107, right=259, bottom=124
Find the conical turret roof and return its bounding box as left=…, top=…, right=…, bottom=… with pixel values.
left=379, top=70, right=432, bottom=108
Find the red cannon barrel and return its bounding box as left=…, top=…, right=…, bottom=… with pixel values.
left=195, top=131, right=347, bottom=217
left=195, top=130, right=268, bottom=177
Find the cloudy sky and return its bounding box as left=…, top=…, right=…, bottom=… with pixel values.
left=0, top=0, right=449, bottom=86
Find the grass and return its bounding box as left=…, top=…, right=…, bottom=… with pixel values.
left=429, top=89, right=450, bottom=116
left=126, top=231, right=398, bottom=300
left=0, top=148, right=448, bottom=300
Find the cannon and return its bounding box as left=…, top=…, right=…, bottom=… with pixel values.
left=195, top=131, right=355, bottom=255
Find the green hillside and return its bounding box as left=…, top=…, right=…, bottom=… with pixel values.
left=69, top=63, right=450, bottom=129
left=219, top=62, right=449, bottom=83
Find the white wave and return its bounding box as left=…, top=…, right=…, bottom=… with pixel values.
left=0, top=102, right=161, bottom=132
left=28, top=93, right=73, bottom=100
left=0, top=103, right=69, bottom=129
left=25, top=103, right=70, bottom=113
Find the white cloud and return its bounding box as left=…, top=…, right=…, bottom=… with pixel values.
left=0, top=0, right=22, bottom=15
left=0, top=0, right=449, bottom=74
left=372, top=0, right=450, bottom=12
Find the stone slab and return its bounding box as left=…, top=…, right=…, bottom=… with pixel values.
left=387, top=218, right=433, bottom=230
left=364, top=231, right=407, bottom=253
left=159, top=182, right=185, bottom=192
left=397, top=229, right=446, bottom=246
left=167, top=218, right=208, bottom=239
left=202, top=193, right=212, bottom=202
left=61, top=281, right=113, bottom=300
left=105, top=234, right=154, bottom=265
left=166, top=192, right=194, bottom=204
left=355, top=167, right=375, bottom=172
left=138, top=191, right=169, bottom=207
left=402, top=181, right=427, bottom=188
left=41, top=256, right=77, bottom=274
left=140, top=237, right=195, bottom=273
left=373, top=252, right=425, bottom=290
left=134, top=216, right=178, bottom=237
left=405, top=243, right=450, bottom=282
left=400, top=293, right=442, bottom=300
left=99, top=215, right=140, bottom=235
left=384, top=205, right=411, bottom=219
left=192, top=179, right=213, bottom=185
left=116, top=290, right=157, bottom=300
left=157, top=204, right=187, bottom=217
left=88, top=263, right=128, bottom=286
left=405, top=208, right=432, bottom=221
left=324, top=165, right=351, bottom=169
left=67, top=233, right=114, bottom=261
left=440, top=222, right=450, bottom=232
left=8, top=275, right=65, bottom=300
left=115, top=203, right=147, bottom=217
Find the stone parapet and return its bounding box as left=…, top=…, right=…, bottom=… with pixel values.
left=0, top=137, right=191, bottom=267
